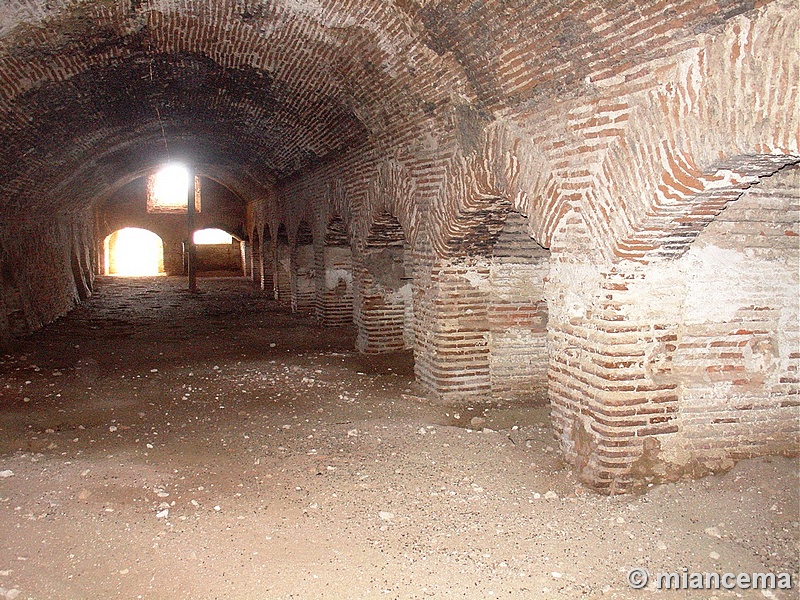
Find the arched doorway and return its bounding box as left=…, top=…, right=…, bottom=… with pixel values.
left=103, top=228, right=165, bottom=276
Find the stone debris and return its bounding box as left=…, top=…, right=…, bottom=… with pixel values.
left=469, top=417, right=486, bottom=428
left=704, top=526, right=722, bottom=539
left=0, top=277, right=795, bottom=598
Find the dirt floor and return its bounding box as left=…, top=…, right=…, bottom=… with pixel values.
left=0, top=277, right=797, bottom=600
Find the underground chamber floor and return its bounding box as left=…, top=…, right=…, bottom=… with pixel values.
left=0, top=277, right=796, bottom=599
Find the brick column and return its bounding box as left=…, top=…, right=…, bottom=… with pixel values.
left=276, top=241, right=292, bottom=309
left=353, top=245, right=410, bottom=353
left=250, top=234, right=263, bottom=287
left=548, top=258, right=683, bottom=494
left=487, top=214, right=550, bottom=402
left=161, top=234, right=184, bottom=276
left=315, top=244, right=354, bottom=326
left=413, top=255, right=492, bottom=401
left=294, top=242, right=316, bottom=312
left=240, top=240, right=251, bottom=279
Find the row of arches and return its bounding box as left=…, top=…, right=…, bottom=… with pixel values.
left=244, top=198, right=553, bottom=409
left=260, top=160, right=797, bottom=496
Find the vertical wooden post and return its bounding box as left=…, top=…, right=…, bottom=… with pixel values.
left=187, top=170, right=198, bottom=293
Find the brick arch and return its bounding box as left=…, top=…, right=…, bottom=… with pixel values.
left=324, top=180, right=354, bottom=245
left=276, top=223, right=290, bottom=244
left=103, top=226, right=165, bottom=276
left=594, top=0, right=799, bottom=263
left=284, top=207, right=315, bottom=249
left=482, top=122, right=562, bottom=250
left=294, top=219, right=314, bottom=246
left=429, top=141, right=509, bottom=258
left=253, top=204, right=278, bottom=252
left=360, top=159, right=419, bottom=250
left=428, top=122, right=561, bottom=258
left=324, top=215, right=350, bottom=247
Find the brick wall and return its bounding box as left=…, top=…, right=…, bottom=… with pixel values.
left=100, top=176, right=246, bottom=276
left=195, top=242, right=243, bottom=275
left=666, top=165, right=799, bottom=468
left=0, top=212, right=94, bottom=343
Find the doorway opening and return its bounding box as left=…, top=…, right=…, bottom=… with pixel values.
left=103, top=228, right=165, bottom=276
left=192, top=228, right=243, bottom=277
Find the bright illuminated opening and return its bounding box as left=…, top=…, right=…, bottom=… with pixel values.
left=153, top=164, right=188, bottom=208
left=147, top=164, right=200, bottom=213
left=104, top=228, right=165, bottom=276
left=194, top=228, right=233, bottom=245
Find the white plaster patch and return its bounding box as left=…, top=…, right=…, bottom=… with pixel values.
left=622, top=262, right=685, bottom=322
left=390, top=282, right=412, bottom=304
left=547, top=261, right=601, bottom=324
left=564, top=292, right=586, bottom=320
left=460, top=266, right=490, bottom=290
left=325, top=268, right=352, bottom=290
left=683, top=244, right=761, bottom=324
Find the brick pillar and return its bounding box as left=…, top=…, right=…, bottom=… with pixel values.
left=276, top=241, right=292, bottom=308
left=251, top=234, right=263, bottom=287
left=240, top=240, right=251, bottom=278
left=161, top=234, right=184, bottom=276
left=258, top=241, right=270, bottom=291
left=487, top=214, right=550, bottom=403
left=548, top=165, right=800, bottom=493
left=548, top=258, right=681, bottom=494
left=267, top=242, right=279, bottom=300
left=261, top=241, right=275, bottom=295
left=315, top=244, right=354, bottom=326
left=294, top=243, right=315, bottom=312
left=413, top=254, right=492, bottom=401
left=353, top=244, right=410, bottom=353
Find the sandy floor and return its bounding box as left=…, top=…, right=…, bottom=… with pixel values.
left=0, top=277, right=797, bottom=599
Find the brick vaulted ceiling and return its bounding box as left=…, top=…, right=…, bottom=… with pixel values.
left=0, top=0, right=760, bottom=220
